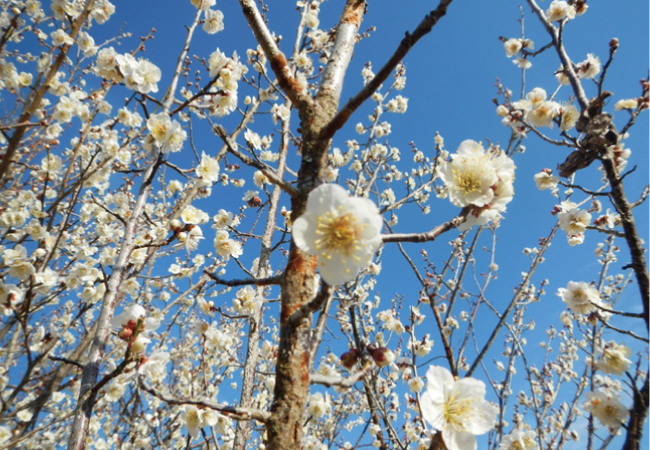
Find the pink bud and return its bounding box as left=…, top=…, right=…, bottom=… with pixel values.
left=340, top=348, right=360, bottom=369
left=118, top=328, right=133, bottom=340
left=368, top=346, right=394, bottom=368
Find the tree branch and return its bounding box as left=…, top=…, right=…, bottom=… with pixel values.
left=321, top=0, right=455, bottom=140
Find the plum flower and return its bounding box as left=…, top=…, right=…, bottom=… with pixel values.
left=292, top=184, right=382, bottom=285
left=439, top=140, right=515, bottom=230
left=582, top=389, right=629, bottom=431
left=558, top=281, right=604, bottom=315
left=111, top=304, right=160, bottom=354
left=420, top=365, right=497, bottom=450
left=596, top=341, right=632, bottom=375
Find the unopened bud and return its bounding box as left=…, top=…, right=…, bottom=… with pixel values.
left=169, top=219, right=182, bottom=232
left=340, top=348, right=361, bottom=369
left=609, top=38, right=619, bottom=50
left=118, top=328, right=133, bottom=340
left=368, top=346, right=395, bottom=368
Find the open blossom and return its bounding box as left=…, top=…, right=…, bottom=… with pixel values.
left=576, top=53, right=601, bottom=79
left=420, top=365, right=497, bottom=450
left=182, top=405, right=219, bottom=438
left=111, top=304, right=161, bottom=354
left=596, top=341, right=632, bottom=375
left=503, top=38, right=522, bottom=58
left=560, top=104, right=579, bottom=131
left=439, top=140, right=515, bottom=230
left=546, top=1, right=576, bottom=22
left=558, top=281, right=604, bottom=315
left=558, top=207, right=591, bottom=236
left=232, top=285, right=261, bottom=316
left=147, top=112, right=186, bottom=153
left=203, top=9, right=224, bottom=34
left=307, top=392, right=331, bottom=418
left=196, top=152, right=220, bottom=183
left=115, top=53, right=161, bottom=94
left=614, top=98, right=638, bottom=111
left=582, top=389, right=629, bottom=431
left=439, top=140, right=498, bottom=208
left=534, top=169, right=559, bottom=191
left=292, top=184, right=382, bottom=286
left=499, top=429, right=537, bottom=450
left=214, top=230, right=243, bottom=260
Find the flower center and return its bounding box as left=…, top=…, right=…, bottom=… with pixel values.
left=605, top=405, right=623, bottom=422
left=452, top=167, right=483, bottom=195
left=443, top=395, right=472, bottom=432
left=315, top=212, right=361, bottom=257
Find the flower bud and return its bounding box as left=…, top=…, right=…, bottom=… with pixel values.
left=367, top=346, right=395, bottom=368
left=169, top=219, right=182, bottom=231
left=340, top=348, right=360, bottom=369
left=118, top=328, right=133, bottom=340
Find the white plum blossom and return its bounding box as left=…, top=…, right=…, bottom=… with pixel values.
left=232, top=286, right=261, bottom=316
left=503, top=38, right=523, bottom=58
left=438, top=140, right=515, bottom=230
left=614, top=98, right=638, bottom=111
left=420, top=365, right=497, bottom=450
left=176, top=225, right=204, bottom=252
left=182, top=405, right=209, bottom=438
left=292, top=184, right=383, bottom=285
left=438, top=140, right=498, bottom=208
left=498, top=429, right=537, bottom=450
left=191, top=0, right=215, bottom=10
left=576, top=54, right=601, bottom=79
left=558, top=281, right=604, bottom=315
left=196, top=152, right=221, bottom=183
left=111, top=304, right=160, bottom=354
left=558, top=206, right=591, bottom=245
left=137, top=351, right=170, bottom=383
left=146, top=113, right=186, bottom=153
left=560, top=104, right=580, bottom=131
left=214, top=230, right=243, bottom=260
left=546, top=1, right=576, bottom=22
left=596, top=341, right=632, bottom=375
left=534, top=169, right=559, bottom=191
left=582, top=388, right=629, bottom=431
left=181, top=205, right=210, bottom=225
left=307, top=392, right=331, bottom=418
left=203, top=9, right=224, bottom=34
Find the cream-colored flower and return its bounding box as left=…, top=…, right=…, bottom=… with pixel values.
left=503, top=38, right=523, bottom=58
left=582, top=389, right=629, bottom=431
left=560, top=104, right=580, bottom=131
left=292, top=184, right=382, bottom=285
left=546, top=1, right=576, bottom=22
left=438, top=140, right=498, bottom=208
left=596, top=341, right=632, bottom=375
left=534, top=169, right=559, bottom=191
left=558, top=281, right=603, bottom=315
left=420, top=365, right=497, bottom=450
left=614, top=98, right=638, bottom=111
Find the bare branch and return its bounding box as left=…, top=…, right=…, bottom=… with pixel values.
left=204, top=270, right=282, bottom=287
left=382, top=214, right=465, bottom=243
left=139, top=380, right=270, bottom=423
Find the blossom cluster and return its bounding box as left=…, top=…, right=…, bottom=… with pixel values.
left=438, top=140, right=515, bottom=230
